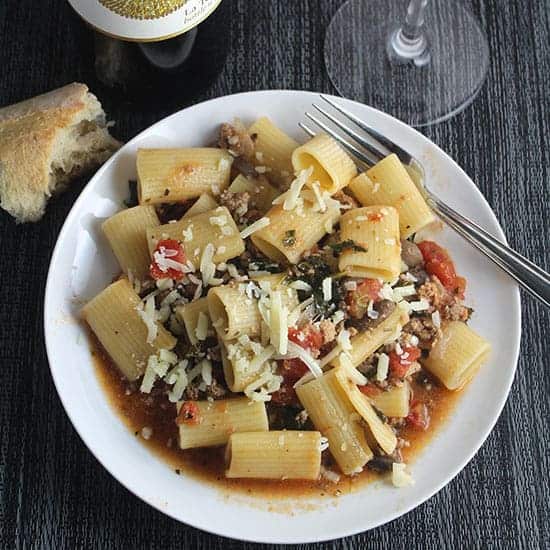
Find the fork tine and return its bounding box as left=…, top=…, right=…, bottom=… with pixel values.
left=298, top=122, right=316, bottom=138
left=304, top=112, right=378, bottom=166
left=320, top=95, right=413, bottom=165
left=312, top=102, right=388, bottom=162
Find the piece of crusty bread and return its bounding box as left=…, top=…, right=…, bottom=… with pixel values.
left=0, top=83, right=120, bottom=222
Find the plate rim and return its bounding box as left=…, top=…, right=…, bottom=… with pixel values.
left=44, top=89, right=521, bottom=543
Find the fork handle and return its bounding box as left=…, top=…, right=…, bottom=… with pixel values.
left=426, top=194, right=550, bottom=308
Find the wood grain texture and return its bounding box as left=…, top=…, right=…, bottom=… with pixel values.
left=0, top=0, right=549, bottom=548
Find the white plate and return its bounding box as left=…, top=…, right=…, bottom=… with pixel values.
left=44, top=90, right=521, bottom=544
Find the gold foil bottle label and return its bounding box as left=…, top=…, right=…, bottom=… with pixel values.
left=98, top=0, right=187, bottom=20
left=69, top=0, right=222, bottom=41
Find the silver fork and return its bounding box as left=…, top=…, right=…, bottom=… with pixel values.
left=300, top=95, right=550, bottom=308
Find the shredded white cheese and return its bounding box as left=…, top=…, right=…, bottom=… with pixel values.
left=408, top=299, right=430, bottom=312
left=392, top=462, right=415, bottom=487
left=339, top=352, right=367, bottom=385
left=336, top=329, right=352, bottom=352
left=195, top=312, right=209, bottom=341
left=286, top=342, right=323, bottom=378
left=393, top=285, right=417, bottom=300
left=376, top=353, right=390, bottom=381
left=432, top=310, right=441, bottom=328
left=199, top=243, right=216, bottom=286
left=269, top=291, right=288, bottom=355
left=281, top=166, right=313, bottom=211
left=320, top=465, right=340, bottom=483
left=136, top=294, right=158, bottom=344
left=331, top=310, right=346, bottom=324
left=182, top=226, right=193, bottom=242
left=311, top=181, right=327, bottom=212
left=239, top=216, right=270, bottom=239
left=289, top=280, right=313, bottom=292
left=322, top=277, right=332, bottom=301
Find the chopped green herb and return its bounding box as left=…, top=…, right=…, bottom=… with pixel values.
left=328, top=239, right=367, bottom=255
left=282, top=229, right=296, bottom=247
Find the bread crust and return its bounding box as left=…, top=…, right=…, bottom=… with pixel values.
left=0, top=83, right=119, bottom=222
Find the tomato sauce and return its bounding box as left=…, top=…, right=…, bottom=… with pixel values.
left=90, top=333, right=464, bottom=499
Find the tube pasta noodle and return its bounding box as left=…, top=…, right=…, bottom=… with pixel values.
left=182, top=193, right=218, bottom=219
left=348, top=154, right=434, bottom=238
left=102, top=205, right=160, bottom=280
left=247, top=117, right=298, bottom=186
left=85, top=117, right=490, bottom=487
left=296, top=370, right=373, bottom=475
left=251, top=199, right=341, bottom=264
left=334, top=368, right=397, bottom=454
left=82, top=279, right=176, bottom=381
left=147, top=206, right=244, bottom=264
left=137, top=148, right=233, bottom=204
left=339, top=205, right=401, bottom=282
left=175, top=298, right=213, bottom=346
left=292, top=133, right=357, bottom=195
left=225, top=431, right=321, bottom=480
left=177, top=397, right=268, bottom=450
left=370, top=383, right=411, bottom=418
left=208, top=285, right=262, bottom=340
left=208, top=277, right=298, bottom=341
left=331, top=306, right=409, bottom=369
left=422, top=321, right=491, bottom=390
left=228, top=174, right=279, bottom=214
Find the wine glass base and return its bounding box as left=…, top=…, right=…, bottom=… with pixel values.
left=324, top=0, right=489, bottom=127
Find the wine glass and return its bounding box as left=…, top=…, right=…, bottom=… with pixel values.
left=324, top=0, right=489, bottom=127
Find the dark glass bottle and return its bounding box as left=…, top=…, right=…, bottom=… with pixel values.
left=70, top=0, right=230, bottom=103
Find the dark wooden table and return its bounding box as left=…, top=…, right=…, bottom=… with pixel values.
left=1, top=1, right=549, bottom=548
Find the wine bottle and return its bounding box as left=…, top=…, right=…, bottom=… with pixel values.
left=68, top=0, right=230, bottom=103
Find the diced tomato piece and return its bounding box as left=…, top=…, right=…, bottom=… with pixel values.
left=389, top=346, right=421, bottom=378
left=273, top=325, right=323, bottom=405
left=368, top=212, right=383, bottom=222
left=271, top=358, right=309, bottom=406
left=406, top=401, right=430, bottom=430
left=176, top=401, right=200, bottom=425
left=150, top=239, right=187, bottom=281
left=346, top=278, right=382, bottom=318
left=359, top=383, right=382, bottom=397
left=417, top=240, right=466, bottom=298
left=288, top=325, right=323, bottom=353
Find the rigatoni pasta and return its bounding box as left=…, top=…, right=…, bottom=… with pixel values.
left=82, top=278, right=176, bottom=381
left=370, top=383, right=411, bottom=418
left=247, top=117, right=298, bottom=186
left=102, top=205, right=160, bottom=280
left=422, top=321, right=491, bottom=390
left=251, top=199, right=340, bottom=264
left=177, top=397, right=268, bottom=450
left=84, top=115, right=491, bottom=489
left=182, top=193, right=218, bottom=219
left=175, top=298, right=213, bottom=346
left=348, top=153, right=434, bottom=238
left=296, top=370, right=373, bottom=475
left=147, top=206, right=244, bottom=265
left=225, top=431, right=321, bottom=479
left=292, top=133, right=357, bottom=195
left=137, top=148, right=233, bottom=204
left=339, top=205, right=401, bottom=282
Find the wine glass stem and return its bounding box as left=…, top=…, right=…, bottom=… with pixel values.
left=388, top=0, right=429, bottom=61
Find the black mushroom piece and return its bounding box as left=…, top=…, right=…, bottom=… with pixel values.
left=401, top=239, right=424, bottom=267
left=367, top=455, right=396, bottom=472
left=348, top=300, right=396, bottom=331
